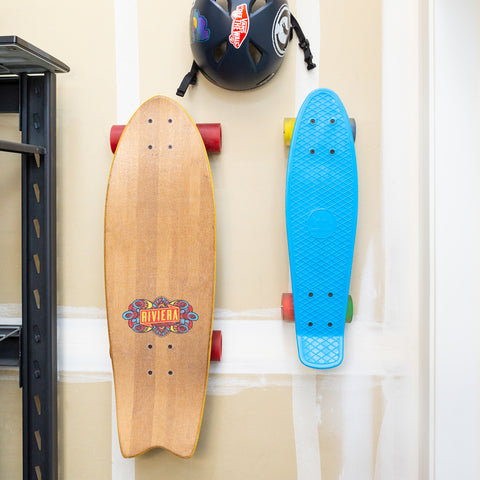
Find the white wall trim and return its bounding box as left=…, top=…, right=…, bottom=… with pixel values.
left=433, top=0, right=480, bottom=478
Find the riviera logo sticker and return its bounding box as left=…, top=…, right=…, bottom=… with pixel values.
left=123, top=297, right=199, bottom=336
left=192, top=9, right=210, bottom=42
left=229, top=3, right=249, bottom=49
left=272, top=4, right=290, bottom=57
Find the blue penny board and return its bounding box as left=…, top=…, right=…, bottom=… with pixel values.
left=285, top=89, right=358, bottom=369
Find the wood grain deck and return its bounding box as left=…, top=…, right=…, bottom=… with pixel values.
left=105, top=95, right=215, bottom=458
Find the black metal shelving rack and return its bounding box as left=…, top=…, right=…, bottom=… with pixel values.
left=0, top=36, right=69, bottom=480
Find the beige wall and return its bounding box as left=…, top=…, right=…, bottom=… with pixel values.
left=0, top=0, right=425, bottom=479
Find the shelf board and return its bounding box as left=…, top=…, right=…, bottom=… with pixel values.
left=0, top=36, right=70, bottom=74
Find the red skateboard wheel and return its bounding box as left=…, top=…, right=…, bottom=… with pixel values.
left=110, top=123, right=222, bottom=154
left=281, top=293, right=295, bottom=321
left=210, top=330, right=222, bottom=361
left=110, top=124, right=125, bottom=153
left=197, top=123, right=222, bottom=153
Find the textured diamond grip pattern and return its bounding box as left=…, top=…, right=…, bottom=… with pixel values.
left=285, top=89, right=358, bottom=369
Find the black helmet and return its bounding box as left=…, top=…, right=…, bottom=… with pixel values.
left=177, top=0, right=315, bottom=96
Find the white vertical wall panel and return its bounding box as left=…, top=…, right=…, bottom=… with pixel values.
left=434, top=0, right=480, bottom=478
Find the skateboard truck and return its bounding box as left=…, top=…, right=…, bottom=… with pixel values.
left=110, top=122, right=222, bottom=154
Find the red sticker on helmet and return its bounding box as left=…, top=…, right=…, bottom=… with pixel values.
left=229, top=3, right=249, bottom=49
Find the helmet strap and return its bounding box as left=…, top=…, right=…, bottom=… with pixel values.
left=290, top=14, right=316, bottom=71
left=176, top=61, right=200, bottom=97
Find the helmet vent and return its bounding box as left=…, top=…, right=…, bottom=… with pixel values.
left=251, top=0, right=267, bottom=13
left=214, top=40, right=228, bottom=63
left=215, top=0, right=229, bottom=13
left=249, top=42, right=263, bottom=65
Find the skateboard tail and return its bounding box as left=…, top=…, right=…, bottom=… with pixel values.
left=297, top=335, right=344, bottom=369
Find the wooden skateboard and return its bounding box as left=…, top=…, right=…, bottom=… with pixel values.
left=282, top=88, right=358, bottom=369
left=105, top=95, right=220, bottom=458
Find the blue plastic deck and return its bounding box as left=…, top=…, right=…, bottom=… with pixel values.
left=286, top=89, right=358, bottom=369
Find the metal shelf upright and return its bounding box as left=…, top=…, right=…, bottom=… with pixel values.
left=0, top=36, right=69, bottom=480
